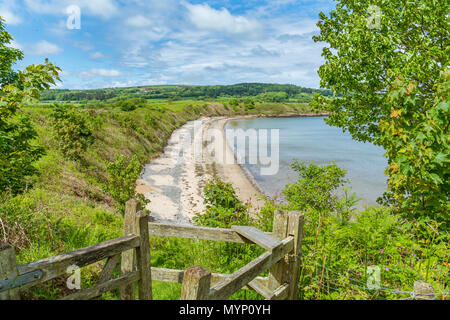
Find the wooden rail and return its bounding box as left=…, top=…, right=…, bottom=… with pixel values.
left=152, top=210, right=304, bottom=300
left=0, top=200, right=304, bottom=301
left=0, top=199, right=151, bottom=300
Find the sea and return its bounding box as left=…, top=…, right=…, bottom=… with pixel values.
left=225, top=117, right=388, bottom=206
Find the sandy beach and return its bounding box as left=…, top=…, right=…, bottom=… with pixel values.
left=136, top=117, right=264, bottom=224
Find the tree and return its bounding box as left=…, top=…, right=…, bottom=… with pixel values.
left=0, top=17, right=60, bottom=195
left=312, top=1, right=449, bottom=225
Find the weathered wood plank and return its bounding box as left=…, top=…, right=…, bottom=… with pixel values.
left=209, top=236, right=293, bottom=300
left=271, top=283, right=289, bottom=300
left=152, top=268, right=185, bottom=283
left=98, top=254, right=121, bottom=284
left=247, top=278, right=274, bottom=300
left=61, top=272, right=139, bottom=300
left=148, top=223, right=272, bottom=244
left=150, top=267, right=267, bottom=291
left=286, top=211, right=304, bottom=300
left=181, top=265, right=211, bottom=300
left=91, top=254, right=121, bottom=300
left=136, top=211, right=152, bottom=300
left=231, top=226, right=281, bottom=252
left=120, top=199, right=141, bottom=300
left=0, top=244, right=20, bottom=300
left=268, top=210, right=290, bottom=291
left=17, top=235, right=140, bottom=291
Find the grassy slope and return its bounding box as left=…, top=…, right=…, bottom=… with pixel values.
left=0, top=100, right=315, bottom=299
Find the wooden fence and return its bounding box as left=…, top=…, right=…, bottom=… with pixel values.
left=0, top=199, right=304, bottom=300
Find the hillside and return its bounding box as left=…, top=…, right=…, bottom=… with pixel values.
left=40, top=83, right=333, bottom=104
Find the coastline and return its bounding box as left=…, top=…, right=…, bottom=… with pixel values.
left=137, top=113, right=326, bottom=224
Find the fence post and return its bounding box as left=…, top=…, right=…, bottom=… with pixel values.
left=0, top=243, right=20, bottom=300
left=135, top=211, right=152, bottom=300
left=286, top=211, right=304, bottom=300
left=267, top=210, right=304, bottom=300
left=120, top=199, right=141, bottom=300
left=267, top=210, right=289, bottom=292
left=181, top=265, right=211, bottom=300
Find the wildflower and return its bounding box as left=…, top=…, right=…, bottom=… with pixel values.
left=385, top=268, right=389, bottom=271
left=380, top=249, right=384, bottom=254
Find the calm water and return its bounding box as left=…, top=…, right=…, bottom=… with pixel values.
left=225, top=117, right=388, bottom=206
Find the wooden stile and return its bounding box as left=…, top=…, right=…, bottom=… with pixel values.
left=231, top=226, right=282, bottom=252
left=1, top=198, right=303, bottom=301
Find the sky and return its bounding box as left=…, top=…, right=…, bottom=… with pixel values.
left=1, top=0, right=336, bottom=89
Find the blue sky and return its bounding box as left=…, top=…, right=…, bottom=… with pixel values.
left=1, top=0, right=336, bottom=89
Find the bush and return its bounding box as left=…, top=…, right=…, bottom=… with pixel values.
left=193, top=179, right=252, bottom=228
left=105, top=154, right=148, bottom=214
left=49, top=104, right=94, bottom=160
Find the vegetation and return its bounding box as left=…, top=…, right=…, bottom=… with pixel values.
left=312, top=0, right=449, bottom=227
left=106, top=154, right=149, bottom=214
left=49, top=104, right=94, bottom=160
left=190, top=165, right=448, bottom=300
left=0, top=18, right=60, bottom=196
left=40, top=83, right=332, bottom=104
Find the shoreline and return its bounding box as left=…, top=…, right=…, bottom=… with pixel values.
left=137, top=113, right=326, bottom=224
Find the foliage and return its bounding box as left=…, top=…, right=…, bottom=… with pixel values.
left=283, top=161, right=349, bottom=213
left=105, top=154, right=148, bottom=214
left=0, top=18, right=60, bottom=195
left=379, top=70, right=449, bottom=227
left=49, top=104, right=94, bottom=160
left=257, top=91, right=288, bottom=103
left=312, top=0, right=449, bottom=224
left=40, top=83, right=332, bottom=103
left=193, top=179, right=252, bottom=228
left=115, top=98, right=148, bottom=111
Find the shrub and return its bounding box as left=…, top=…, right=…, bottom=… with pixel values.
left=105, top=154, right=149, bottom=214
left=193, top=179, right=252, bottom=228
left=49, top=104, right=94, bottom=160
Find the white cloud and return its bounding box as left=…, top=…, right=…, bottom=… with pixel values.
left=0, top=9, right=22, bottom=25
left=185, top=3, right=261, bottom=35
left=89, top=51, right=106, bottom=59
left=79, top=68, right=122, bottom=79
left=125, top=15, right=152, bottom=28
left=30, top=40, right=63, bottom=55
